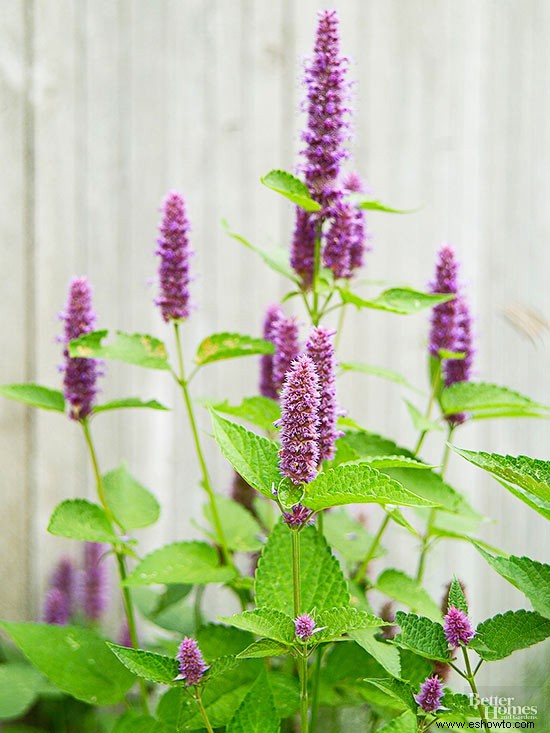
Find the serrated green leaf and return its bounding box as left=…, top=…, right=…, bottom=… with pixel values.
left=196, top=624, right=254, bottom=659
left=375, top=570, right=441, bottom=621
left=362, top=679, right=417, bottom=713
left=377, top=710, right=417, bottom=733
left=404, top=400, right=443, bottom=434
left=210, top=411, right=285, bottom=499
left=340, top=430, right=414, bottom=459
left=93, top=397, right=168, bottom=413
left=220, top=608, right=295, bottom=644
left=237, top=639, right=290, bottom=658
left=448, top=577, right=469, bottom=614
left=470, top=610, right=550, bottom=660
left=339, top=287, right=454, bottom=315
left=69, top=330, right=170, bottom=370
left=315, top=608, right=385, bottom=642
left=206, top=655, right=241, bottom=682
left=223, top=222, right=299, bottom=283
left=304, top=463, right=436, bottom=511
left=350, top=629, right=402, bottom=678
left=393, top=611, right=450, bottom=662
left=399, top=650, right=433, bottom=686
left=107, top=644, right=179, bottom=685
left=277, top=483, right=304, bottom=510
left=255, top=523, right=349, bottom=613
left=0, top=622, right=134, bottom=706
left=474, top=548, right=550, bottom=619
left=195, top=333, right=274, bottom=367
left=203, top=494, right=263, bottom=552
left=385, top=507, right=420, bottom=537
left=103, top=464, right=160, bottom=530
left=132, top=585, right=194, bottom=633
left=208, top=396, right=280, bottom=432
left=323, top=509, right=385, bottom=564
left=124, top=541, right=236, bottom=586
left=47, top=499, right=118, bottom=543
left=0, top=664, right=40, bottom=720
left=339, top=362, right=421, bottom=392
left=268, top=671, right=300, bottom=719
left=226, top=669, right=280, bottom=733
left=260, top=169, right=321, bottom=212
left=496, top=479, right=550, bottom=521
left=358, top=456, right=436, bottom=470
left=441, top=382, right=550, bottom=419
left=0, top=384, right=65, bottom=413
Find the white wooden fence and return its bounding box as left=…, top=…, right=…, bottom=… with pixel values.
left=1, top=0, right=549, bottom=688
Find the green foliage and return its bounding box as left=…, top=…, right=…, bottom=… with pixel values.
left=354, top=197, right=414, bottom=214
left=447, top=577, right=469, bottom=614
left=339, top=362, right=421, bottom=392
left=323, top=509, right=385, bottom=565
left=0, top=383, right=65, bottom=412
left=47, top=499, right=118, bottom=543
left=441, top=382, right=550, bottom=419
left=255, top=523, right=349, bottom=613
left=112, top=712, right=172, bottom=733
left=131, top=585, right=193, bottom=633
left=124, top=541, right=236, bottom=586
left=103, top=464, right=160, bottom=530
left=376, top=710, right=417, bottom=733
left=195, top=332, right=274, bottom=366
left=339, top=287, right=454, bottom=315
left=69, top=330, right=170, bottom=370
left=208, top=396, right=280, bottom=432
left=237, top=639, right=290, bottom=658
left=0, top=622, right=135, bottom=706
left=393, top=612, right=450, bottom=662
left=470, top=609, right=550, bottom=660
left=93, top=397, right=168, bottom=413
left=223, top=221, right=300, bottom=283
left=107, top=644, right=179, bottom=685
left=0, top=664, right=51, bottom=720
left=203, top=494, right=264, bottom=553
left=404, top=399, right=443, bottom=434
left=219, top=608, right=295, bottom=644
left=375, top=569, right=441, bottom=621
left=226, top=669, right=280, bottom=733
left=314, top=607, right=386, bottom=642
left=362, top=679, right=417, bottom=713
left=260, top=169, right=321, bottom=212
left=350, top=629, right=402, bottom=678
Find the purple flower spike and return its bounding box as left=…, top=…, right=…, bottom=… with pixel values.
left=271, top=316, right=301, bottom=396
left=175, top=637, right=209, bottom=686
left=306, top=326, right=340, bottom=462
left=295, top=613, right=317, bottom=640
left=343, top=172, right=372, bottom=271
left=429, top=244, right=461, bottom=359
left=415, top=676, right=444, bottom=713
left=290, top=207, right=318, bottom=288
left=118, top=619, right=133, bottom=648
left=444, top=606, right=475, bottom=647
left=302, top=10, right=350, bottom=209
left=155, top=190, right=193, bottom=322
left=259, top=304, right=285, bottom=399
left=50, top=557, right=76, bottom=615
left=323, top=198, right=355, bottom=279
left=283, top=503, right=313, bottom=528
left=81, top=542, right=108, bottom=622
left=43, top=588, right=70, bottom=625
left=278, top=354, right=321, bottom=484
left=60, top=277, right=101, bottom=421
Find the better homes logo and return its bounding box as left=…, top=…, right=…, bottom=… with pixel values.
left=469, top=694, right=538, bottom=722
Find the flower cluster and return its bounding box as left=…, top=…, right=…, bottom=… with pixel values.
left=294, top=613, right=317, bottom=640
left=80, top=542, right=109, bottom=622
left=444, top=606, right=475, bottom=647
left=283, top=503, right=313, bottom=528
left=175, top=637, right=209, bottom=686
left=259, top=305, right=300, bottom=399
left=416, top=675, right=444, bottom=713
left=305, top=326, right=340, bottom=462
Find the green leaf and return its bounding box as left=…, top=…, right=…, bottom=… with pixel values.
left=124, top=541, right=236, bottom=586
left=404, top=400, right=443, bottom=434
left=69, top=330, right=170, bottom=370
left=132, top=585, right=194, bottom=633
left=210, top=411, right=284, bottom=500
left=441, top=382, right=550, bottom=419
left=0, top=622, right=135, bottom=705
left=0, top=384, right=65, bottom=413
left=219, top=608, right=295, bottom=644
left=226, top=669, right=280, bottom=733
left=304, top=463, right=436, bottom=511
left=353, top=196, right=414, bottom=214
left=362, top=679, right=417, bottom=713
left=255, top=523, right=349, bottom=613
left=112, top=712, right=172, bottom=733
left=339, top=362, right=421, bottom=393
left=260, top=169, right=321, bottom=212
left=494, top=479, right=550, bottom=521
left=357, top=456, right=436, bottom=470
left=195, top=333, right=274, bottom=367
left=448, top=577, right=469, bottom=614
left=208, top=396, right=280, bottom=432
left=385, top=507, right=420, bottom=537
left=470, top=610, right=550, bottom=661
left=223, top=222, right=299, bottom=283
left=203, top=495, right=263, bottom=553
left=196, top=623, right=255, bottom=659
left=237, top=639, right=290, bottom=659
left=323, top=509, right=385, bottom=565
left=314, top=608, right=385, bottom=642
left=376, top=711, right=417, bottom=733
left=473, top=548, right=550, bottom=619
left=47, top=499, right=118, bottom=543
left=350, top=629, right=402, bottom=678
left=0, top=664, right=41, bottom=720
left=107, top=644, right=179, bottom=685
left=103, top=464, right=160, bottom=530
left=340, top=430, right=414, bottom=459
left=93, top=397, right=168, bottom=414
left=339, top=287, right=454, bottom=315
left=375, top=570, right=441, bottom=621
left=393, top=611, right=450, bottom=662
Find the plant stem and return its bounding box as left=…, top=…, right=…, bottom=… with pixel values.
left=311, top=223, right=323, bottom=326
left=193, top=585, right=205, bottom=630
left=462, top=646, right=489, bottom=730
left=298, top=653, right=310, bottom=733
left=291, top=530, right=301, bottom=616
left=81, top=420, right=149, bottom=715
left=194, top=688, right=215, bottom=733
left=309, top=644, right=325, bottom=733
left=413, top=361, right=441, bottom=457
left=333, top=302, right=347, bottom=352
left=173, top=323, right=232, bottom=567
left=354, top=513, right=390, bottom=583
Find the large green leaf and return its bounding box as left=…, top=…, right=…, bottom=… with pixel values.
left=69, top=330, right=170, bottom=370
left=47, top=499, right=118, bottom=543
left=314, top=608, right=385, bottom=642
left=0, top=384, right=65, bottom=412
left=103, top=464, right=160, bottom=530
left=375, top=570, right=441, bottom=621
left=112, top=712, right=172, bottom=733
left=132, top=585, right=193, bottom=633
left=195, top=333, right=274, bottom=367
left=107, top=644, right=179, bottom=685
left=208, top=396, right=280, bottom=432
left=441, top=382, right=550, bottom=419
left=124, top=542, right=236, bottom=586
left=255, top=523, right=349, bottom=613
left=393, top=612, right=450, bottom=663
left=237, top=639, right=290, bottom=659
left=226, top=669, right=280, bottom=733
left=260, top=169, right=321, bottom=212
left=0, top=622, right=135, bottom=705
left=203, top=495, right=263, bottom=553
left=339, top=362, right=421, bottom=393
left=93, top=397, right=168, bottom=414
left=223, top=222, right=299, bottom=283
left=220, top=609, right=295, bottom=644
left=323, top=509, right=385, bottom=565
left=404, top=400, right=443, bottom=434
left=376, top=711, right=417, bottom=733
left=340, top=429, right=414, bottom=459
left=303, top=464, right=436, bottom=511
left=470, top=610, right=550, bottom=661
left=362, top=679, right=417, bottom=713
left=350, top=629, right=402, bottom=678
left=0, top=664, right=44, bottom=720
left=339, top=287, right=454, bottom=315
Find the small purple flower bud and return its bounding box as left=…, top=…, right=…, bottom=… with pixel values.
left=50, top=557, right=76, bottom=614
left=271, top=316, right=301, bottom=396
left=175, top=637, right=209, bottom=686
left=295, top=612, right=316, bottom=640
left=290, top=207, right=317, bottom=288
left=155, top=190, right=193, bottom=322
left=81, top=542, right=108, bottom=622
left=444, top=606, right=475, bottom=647
left=43, top=588, right=70, bottom=625
left=305, top=327, right=340, bottom=462
left=283, top=503, right=313, bottom=528
left=60, top=277, right=101, bottom=420
left=415, top=675, right=444, bottom=713
left=259, top=304, right=285, bottom=399
left=278, top=354, right=321, bottom=485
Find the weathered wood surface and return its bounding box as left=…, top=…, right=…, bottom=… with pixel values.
left=1, top=0, right=549, bottom=686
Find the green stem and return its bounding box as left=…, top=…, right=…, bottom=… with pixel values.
left=311, top=224, right=323, bottom=326
left=317, top=509, right=324, bottom=536
left=173, top=323, right=232, bottom=567
left=298, top=653, right=309, bottom=733
left=81, top=420, right=149, bottom=715
left=462, top=646, right=489, bottom=730
left=354, top=513, right=390, bottom=583
left=193, top=585, right=205, bottom=630
left=413, top=361, right=441, bottom=457
left=291, top=530, right=301, bottom=616
left=333, top=302, right=347, bottom=352
left=193, top=688, right=215, bottom=733
left=309, top=644, right=325, bottom=733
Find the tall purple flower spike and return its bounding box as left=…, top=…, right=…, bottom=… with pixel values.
left=43, top=588, right=71, bottom=625
left=60, top=277, right=101, bottom=421
left=290, top=207, right=317, bottom=288
left=306, top=326, right=340, bottom=462
left=175, top=637, right=209, bottom=686
left=81, top=542, right=108, bottom=622
left=278, top=354, right=321, bottom=484
left=295, top=613, right=317, bottom=640
left=323, top=197, right=356, bottom=279
left=301, top=9, right=350, bottom=209
left=50, top=557, right=76, bottom=615
left=444, top=606, right=475, bottom=647
left=271, top=316, right=301, bottom=397
left=155, top=190, right=193, bottom=322
left=259, top=304, right=285, bottom=399
left=343, top=172, right=371, bottom=271
left=415, top=675, right=444, bottom=713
